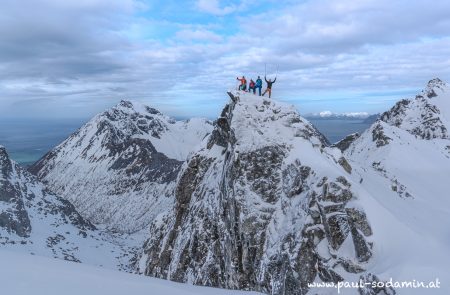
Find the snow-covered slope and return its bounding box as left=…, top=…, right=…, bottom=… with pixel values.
left=136, top=91, right=383, bottom=294
left=29, top=100, right=213, bottom=233
left=0, top=249, right=261, bottom=295
left=0, top=145, right=126, bottom=268
left=344, top=78, right=450, bottom=293
left=346, top=78, right=450, bottom=201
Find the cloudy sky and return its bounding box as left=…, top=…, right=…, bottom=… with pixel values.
left=1, top=0, right=450, bottom=119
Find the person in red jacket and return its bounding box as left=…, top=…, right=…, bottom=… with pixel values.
left=236, top=76, right=247, bottom=91
left=248, top=79, right=256, bottom=94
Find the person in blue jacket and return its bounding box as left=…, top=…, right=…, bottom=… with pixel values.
left=255, top=76, right=263, bottom=96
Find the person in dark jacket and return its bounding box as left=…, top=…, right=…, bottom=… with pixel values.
left=255, top=76, right=263, bottom=96
left=262, top=76, right=276, bottom=98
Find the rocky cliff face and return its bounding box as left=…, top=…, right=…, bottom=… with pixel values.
left=29, top=100, right=213, bottom=233
left=135, top=92, right=375, bottom=294
left=0, top=145, right=124, bottom=267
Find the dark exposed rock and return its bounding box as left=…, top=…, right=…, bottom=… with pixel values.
left=346, top=208, right=372, bottom=236
left=372, top=124, right=392, bottom=147
left=317, top=260, right=344, bottom=283
left=338, top=258, right=365, bottom=273
left=0, top=147, right=32, bottom=237
left=332, top=133, right=360, bottom=152
left=327, top=214, right=350, bottom=250
left=142, top=155, right=215, bottom=280
left=351, top=226, right=372, bottom=262
left=338, top=157, right=352, bottom=174
left=316, top=180, right=373, bottom=264
left=207, top=117, right=232, bottom=149
left=237, top=146, right=285, bottom=204
left=390, top=179, right=413, bottom=199
left=427, top=89, right=437, bottom=98
left=324, top=181, right=353, bottom=202
left=380, top=99, right=411, bottom=127
left=109, top=138, right=182, bottom=184
left=208, top=103, right=235, bottom=149
left=0, top=204, right=31, bottom=238
left=282, top=161, right=311, bottom=197
left=266, top=254, right=301, bottom=295
left=295, top=123, right=331, bottom=147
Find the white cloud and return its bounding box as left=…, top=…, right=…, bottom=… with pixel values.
left=2, top=0, right=450, bottom=118
left=195, top=0, right=237, bottom=16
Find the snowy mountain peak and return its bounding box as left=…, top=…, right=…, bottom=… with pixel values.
left=379, top=79, right=449, bottom=140
left=29, top=100, right=213, bottom=233
left=93, top=100, right=173, bottom=143
left=115, top=99, right=163, bottom=117
left=136, top=91, right=375, bottom=294
left=425, top=77, right=446, bottom=97
left=206, top=91, right=330, bottom=152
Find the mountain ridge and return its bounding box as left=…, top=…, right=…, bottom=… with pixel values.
left=29, top=100, right=213, bottom=233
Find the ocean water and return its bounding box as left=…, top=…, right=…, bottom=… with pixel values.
left=307, top=119, right=372, bottom=143
left=0, top=119, right=85, bottom=166
left=0, top=118, right=372, bottom=166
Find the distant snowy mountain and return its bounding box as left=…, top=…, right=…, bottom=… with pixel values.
left=0, top=145, right=125, bottom=268
left=135, top=91, right=382, bottom=294
left=29, top=100, right=213, bottom=233
left=305, top=111, right=373, bottom=120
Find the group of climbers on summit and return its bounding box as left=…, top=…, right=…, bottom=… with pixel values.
left=236, top=75, right=277, bottom=98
